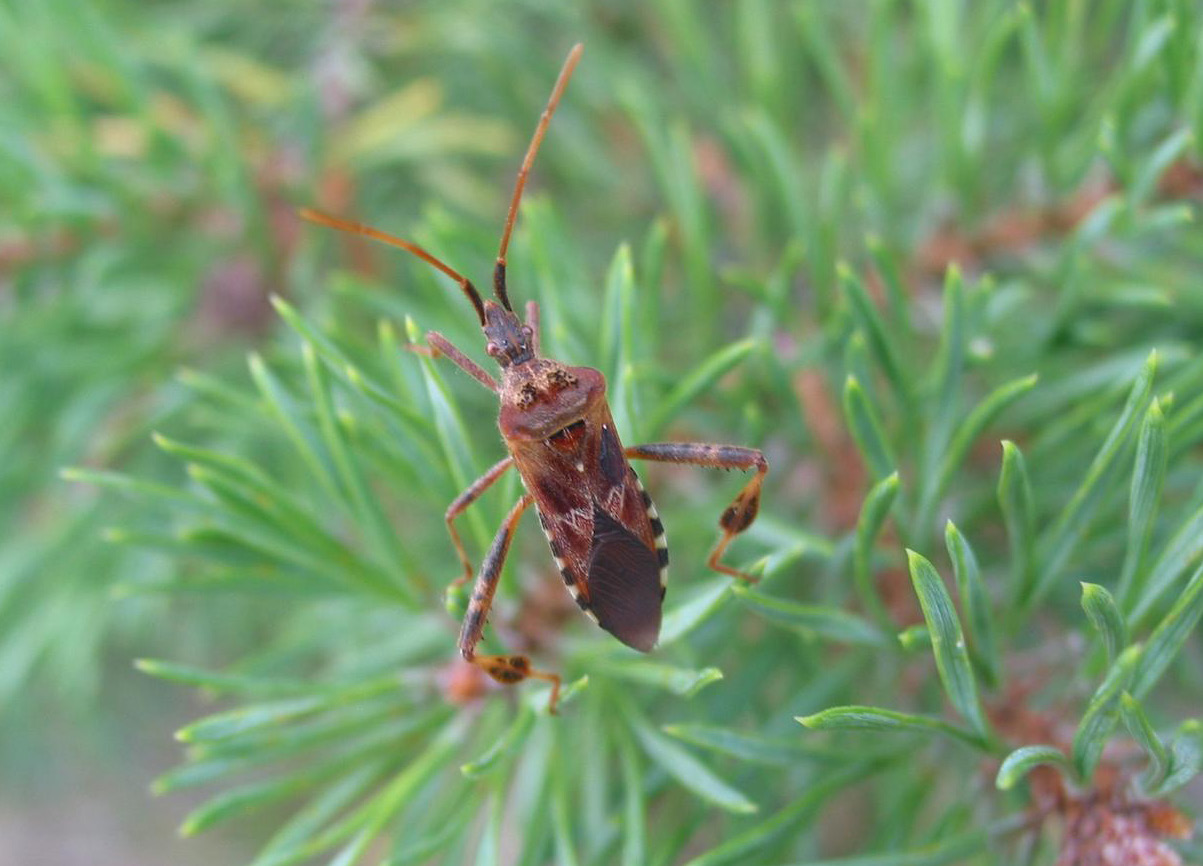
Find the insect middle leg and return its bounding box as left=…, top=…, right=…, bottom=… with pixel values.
left=445, top=456, right=513, bottom=589
left=459, top=493, right=562, bottom=712
left=625, top=443, right=769, bottom=583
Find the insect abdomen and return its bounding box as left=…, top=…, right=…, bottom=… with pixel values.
left=635, top=471, right=669, bottom=593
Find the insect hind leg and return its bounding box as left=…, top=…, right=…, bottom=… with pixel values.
left=626, top=443, right=768, bottom=584
left=458, top=493, right=562, bottom=713
left=470, top=654, right=561, bottom=711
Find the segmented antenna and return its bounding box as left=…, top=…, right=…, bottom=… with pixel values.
left=493, top=43, right=584, bottom=312
left=299, top=208, right=486, bottom=326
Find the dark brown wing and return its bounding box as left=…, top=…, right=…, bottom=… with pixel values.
left=586, top=503, right=662, bottom=652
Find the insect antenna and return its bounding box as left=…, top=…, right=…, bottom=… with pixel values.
left=299, top=208, right=486, bottom=326
left=493, top=42, right=584, bottom=312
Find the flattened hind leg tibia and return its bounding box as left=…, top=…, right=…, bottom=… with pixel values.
left=625, top=443, right=768, bottom=584
left=457, top=493, right=562, bottom=712
left=708, top=466, right=766, bottom=582
left=471, top=654, right=562, bottom=713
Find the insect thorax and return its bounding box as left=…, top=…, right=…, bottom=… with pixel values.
left=498, top=360, right=605, bottom=441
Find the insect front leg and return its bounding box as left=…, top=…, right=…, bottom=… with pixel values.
left=626, top=443, right=768, bottom=583
left=524, top=300, right=540, bottom=356
left=445, top=456, right=514, bottom=590
left=410, top=330, right=499, bottom=392
left=459, top=493, right=562, bottom=713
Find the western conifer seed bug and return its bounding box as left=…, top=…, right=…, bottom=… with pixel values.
left=302, top=44, right=768, bottom=713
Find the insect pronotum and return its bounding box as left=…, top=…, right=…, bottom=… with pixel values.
left=302, top=43, right=768, bottom=713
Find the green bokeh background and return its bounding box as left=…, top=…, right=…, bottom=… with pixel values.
left=3, top=0, right=1202, bottom=863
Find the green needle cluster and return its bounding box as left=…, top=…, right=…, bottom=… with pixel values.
left=4, top=0, right=1202, bottom=863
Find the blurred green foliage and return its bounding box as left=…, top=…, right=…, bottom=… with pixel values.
left=4, top=0, right=1203, bottom=862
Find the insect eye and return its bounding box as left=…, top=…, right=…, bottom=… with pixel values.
left=546, top=419, right=586, bottom=451
left=486, top=342, right=501, bottom=357
left=521, top=325, right=533, bottom=343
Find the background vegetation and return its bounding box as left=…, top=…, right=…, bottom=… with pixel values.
left=3, top=0, right=1202, bottom=863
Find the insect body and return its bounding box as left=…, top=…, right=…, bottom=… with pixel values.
left=503, top=357, right=666, bottom=652
left=303, top=44, right=768, bottom=712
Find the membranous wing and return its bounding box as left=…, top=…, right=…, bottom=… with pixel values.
left=586, top=503, right=661, bottom=652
